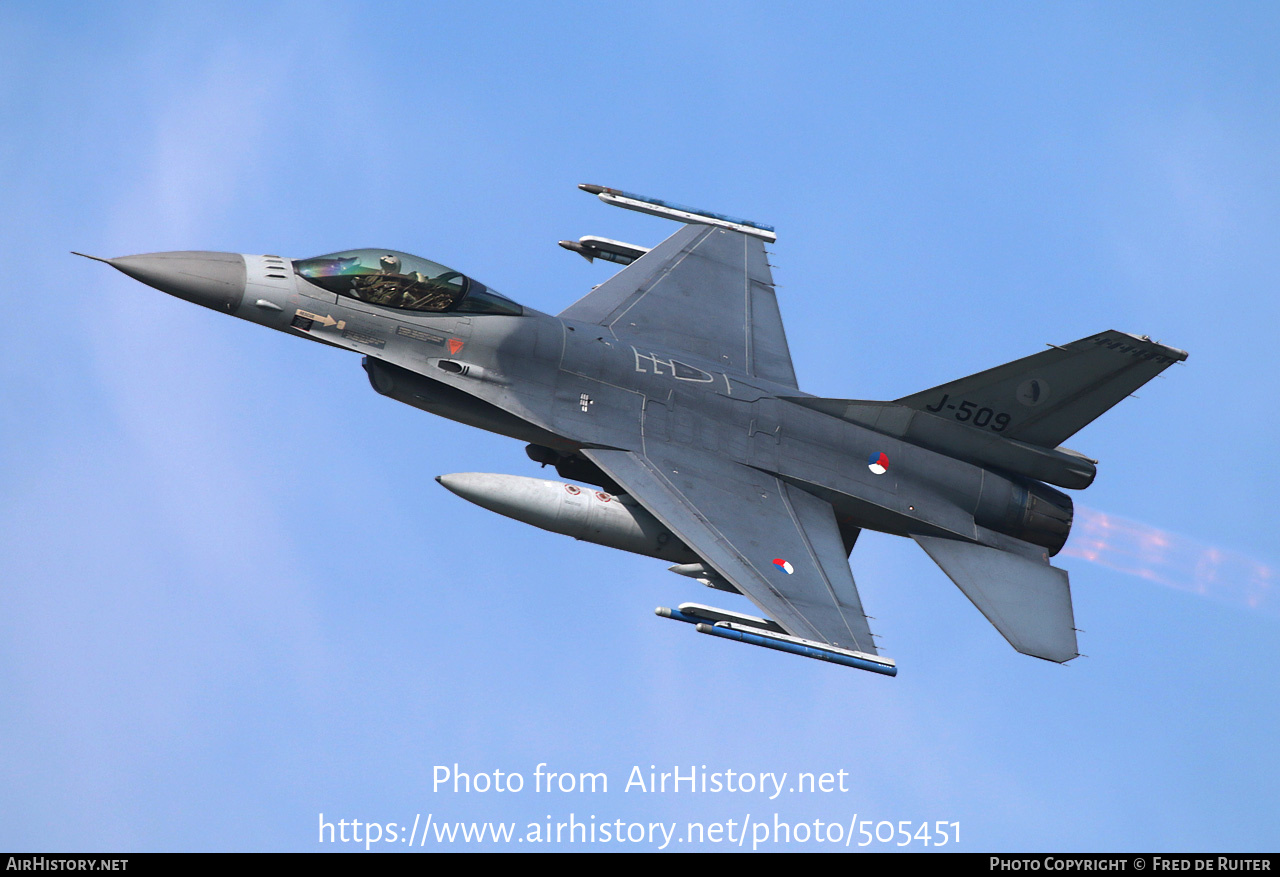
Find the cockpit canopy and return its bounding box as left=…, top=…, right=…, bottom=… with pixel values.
left=293, top=249, right=522, bottom=316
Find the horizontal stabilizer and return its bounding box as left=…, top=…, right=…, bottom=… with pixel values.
left=913, top=534, right=1078, bottom=663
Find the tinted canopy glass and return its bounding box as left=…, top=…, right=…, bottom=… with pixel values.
left=294, top=249, right=521, bottom=316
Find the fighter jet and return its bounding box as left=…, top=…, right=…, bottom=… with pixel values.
left=78, top=185, right=1187, bottom=675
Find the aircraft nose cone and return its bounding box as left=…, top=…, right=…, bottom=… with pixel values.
left=108, top=251, right=247, bottom=315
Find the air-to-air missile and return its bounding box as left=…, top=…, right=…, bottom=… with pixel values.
left=655, top=604, right=898, bottom=676
left=556, top=236, right=650, bottom=266
left=576, top=184, right=778, bottom=241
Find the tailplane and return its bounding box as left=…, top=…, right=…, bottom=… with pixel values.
left=913, top=535, right=1078, bottom=663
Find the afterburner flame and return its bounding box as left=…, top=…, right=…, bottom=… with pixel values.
left=1064, top=507, right=1274, bottom=614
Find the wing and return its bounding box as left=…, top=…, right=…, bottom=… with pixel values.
left=582, top=446, right=879, bottom=655
left=558, top=224, right=798, bottom=388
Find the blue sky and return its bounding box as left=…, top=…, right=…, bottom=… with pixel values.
left=2, top=1, right=1278, bottom=852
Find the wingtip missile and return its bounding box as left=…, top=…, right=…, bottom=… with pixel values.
left=577, top=183, right=776, bottom=242
left=656, top=603, right=896, bottom=674
left=695, top=622, right=898, bottom=676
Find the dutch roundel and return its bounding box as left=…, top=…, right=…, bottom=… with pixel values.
left=867, top=451, right=889, bottom=475
left=772, top=558, right=794, bottom=575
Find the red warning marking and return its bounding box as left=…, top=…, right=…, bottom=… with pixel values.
left=448, top=338, right=465, bottom=355
left=595, top=492, right=612, bottom=502
left=564, top=484, right=581, bottom=495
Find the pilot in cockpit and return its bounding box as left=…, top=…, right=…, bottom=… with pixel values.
left=293, top=248, right=522, bottom=316
left=350, top=253, right=432, bottom=309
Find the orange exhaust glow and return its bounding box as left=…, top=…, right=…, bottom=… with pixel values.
left=1064, top=506, right=1273, bottom=614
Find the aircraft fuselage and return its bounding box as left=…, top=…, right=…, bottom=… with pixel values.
left=105, top=249, right=1069, bottom=561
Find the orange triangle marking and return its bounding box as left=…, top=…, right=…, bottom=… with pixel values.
left=448, top=338, right=464, bottom=355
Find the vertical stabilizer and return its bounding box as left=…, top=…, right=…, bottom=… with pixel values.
left=895, top=331, right=1187, bottom=448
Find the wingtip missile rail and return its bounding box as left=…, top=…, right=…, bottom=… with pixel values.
left=698, top=623, right=899, bottom=676
left=656, top=604, right=897, bottom=676
left=579, top=184, right=777, bottom=242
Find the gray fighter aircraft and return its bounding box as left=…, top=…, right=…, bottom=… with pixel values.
left=78, top=185, right=1187, bottom=675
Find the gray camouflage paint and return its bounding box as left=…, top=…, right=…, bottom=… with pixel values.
left=83, top=211, right=1186, bottom=669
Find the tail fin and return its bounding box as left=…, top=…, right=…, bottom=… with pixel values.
left=894, top=331, right=1187, bottom=448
